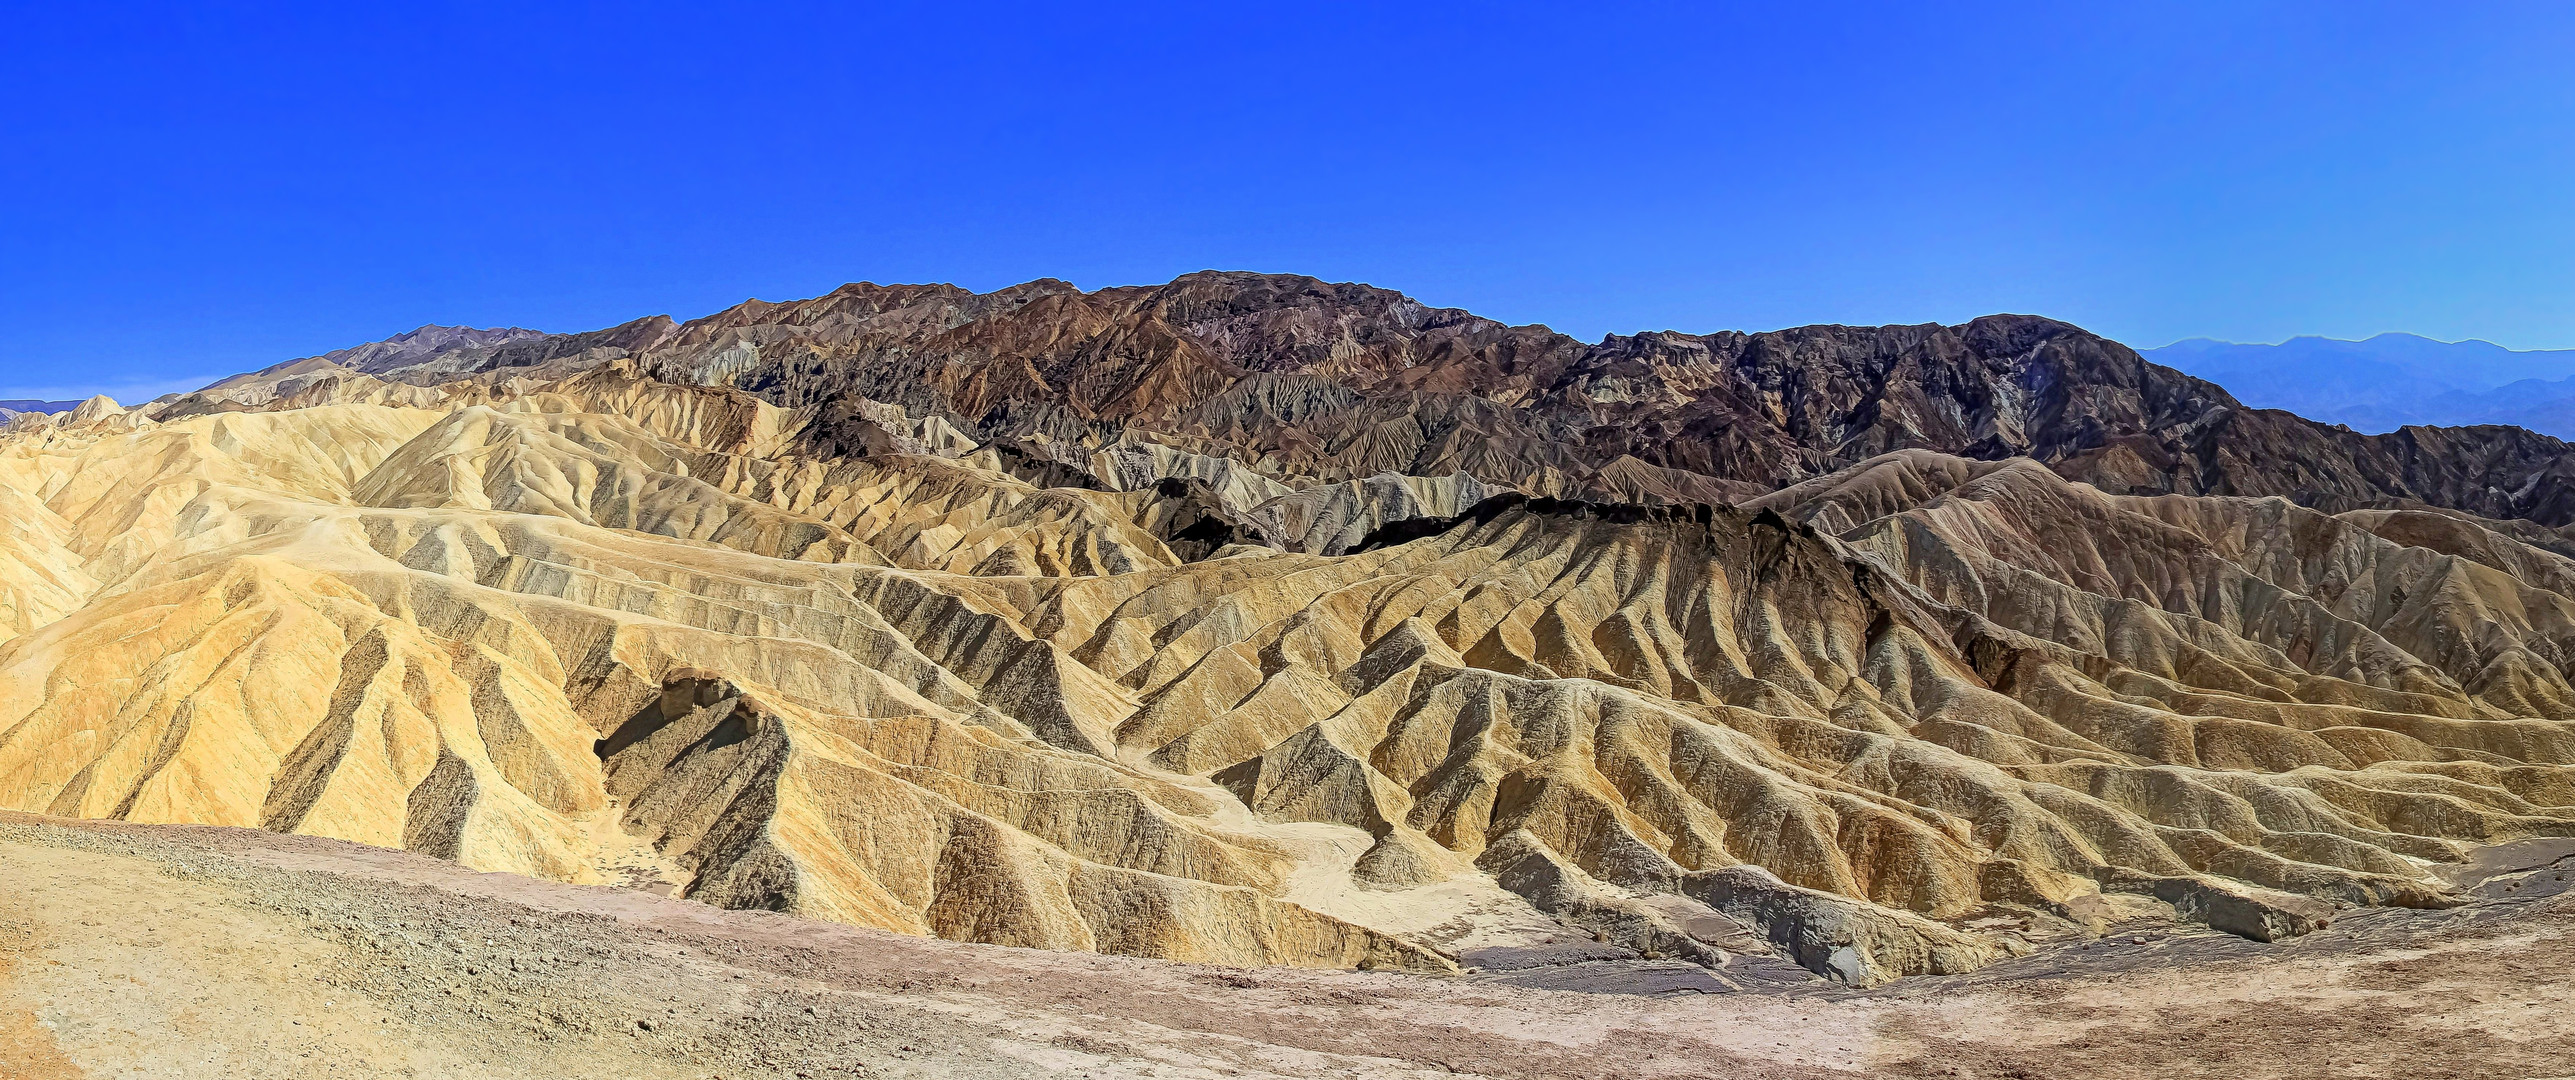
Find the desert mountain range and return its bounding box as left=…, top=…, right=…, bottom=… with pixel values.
left=0, top=399, right=78, bottom=421
left=5, top=271, right=2574, bottom=987
left=2147, top=333, right=2575, bottom=439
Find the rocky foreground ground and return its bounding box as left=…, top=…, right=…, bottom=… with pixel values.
left=2, top=811, right=2568, bottom=1080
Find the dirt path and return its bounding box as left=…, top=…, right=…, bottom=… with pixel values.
left=2, top=812, right=2570, bottom=1079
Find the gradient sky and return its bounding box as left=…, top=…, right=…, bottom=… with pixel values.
left=4, top=2, right=2572, bottom=400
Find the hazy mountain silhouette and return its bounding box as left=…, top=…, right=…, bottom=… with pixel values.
left=2144, top=333, right=2575, bottom=436
left=0, top=399, right=80, bottom=417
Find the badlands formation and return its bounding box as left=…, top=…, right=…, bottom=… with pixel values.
left=5, top=272, right=2575, bottom=992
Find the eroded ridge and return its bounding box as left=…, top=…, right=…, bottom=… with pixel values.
left=3, top=338, right=2572, bottom=987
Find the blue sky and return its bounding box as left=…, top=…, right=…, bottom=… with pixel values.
left=3, top=2, right=2571, bottom=399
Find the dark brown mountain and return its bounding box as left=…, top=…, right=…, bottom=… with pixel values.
left=541, top=270, right=2571, bottom=527
left=150, top=270, right=2575, bottom=529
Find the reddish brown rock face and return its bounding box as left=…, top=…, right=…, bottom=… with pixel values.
left=393, top=271, right=2548, bottom=529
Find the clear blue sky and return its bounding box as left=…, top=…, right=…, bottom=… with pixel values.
left=4, top=2, right=2572, bottom=400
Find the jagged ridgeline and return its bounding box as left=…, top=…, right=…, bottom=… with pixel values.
left=5, top=272, right=2575, bottom=987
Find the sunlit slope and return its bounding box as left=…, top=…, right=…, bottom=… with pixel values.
left=2, top=373, right=2571, bottom=985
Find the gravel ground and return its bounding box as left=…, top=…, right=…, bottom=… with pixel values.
left=3, top=811, right=2571, bottom=1080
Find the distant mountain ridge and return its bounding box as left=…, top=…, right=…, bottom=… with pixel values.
left=2144, top=333, right=2575, bottom=437
left=0, top=399, right=80, bottom=417
left=186, top=322, right=605, bottom=407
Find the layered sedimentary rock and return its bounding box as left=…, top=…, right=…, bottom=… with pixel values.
left=7, top=279, right=2575, bottom=987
